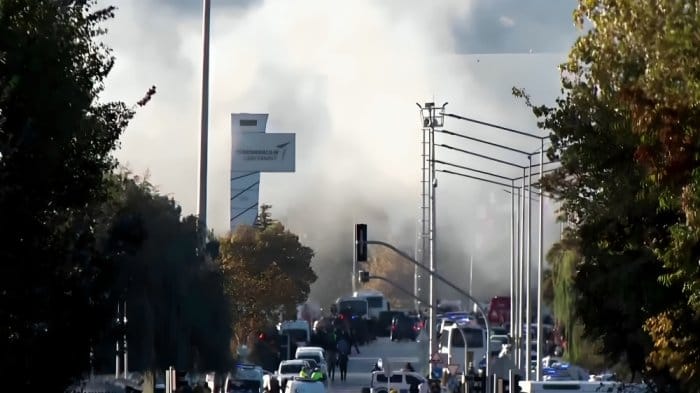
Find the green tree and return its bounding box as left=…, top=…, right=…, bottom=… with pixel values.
left=95, top=173, right=233, bottom=373
left=219, top=207, right=317, bottom=346
left=568, top=2, right=700, bottom=387
left=514, top=6, right=688, bottom=382
left=0, top=1, right=150, bottom=390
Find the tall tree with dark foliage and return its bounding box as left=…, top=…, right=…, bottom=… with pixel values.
left=0, top=1, right=148, bottom=390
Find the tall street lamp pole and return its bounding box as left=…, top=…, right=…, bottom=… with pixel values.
left=418, top=102, right=446, bottom=377
left=536, top=140, right=545, bottom=381
left=197, top=0, right=211, bottom=244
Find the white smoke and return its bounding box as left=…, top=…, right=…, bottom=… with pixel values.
left=100, top=0, right=573, bottom=304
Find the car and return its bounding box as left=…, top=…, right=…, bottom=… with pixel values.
left=273, top=359, right=312, bottom=392
left=377, top=311, right=407, bottom=337
left=283, top=377, right=326, bottom=393
left=366, top=370, right=428, bottom=393
left=294, top=348, right=328, bottom=380
left=224, top=364, right=265, bottom=393
left=391, top=315, right=418, bottom=341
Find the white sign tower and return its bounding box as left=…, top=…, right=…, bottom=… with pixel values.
left=230, top=113, right=296, bottom=230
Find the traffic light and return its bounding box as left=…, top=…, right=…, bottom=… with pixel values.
left=355, top=224, right=368, bottom=261
left=258, top=332, right=266, bottom=342
left=358, top=270, right=370, bottom=283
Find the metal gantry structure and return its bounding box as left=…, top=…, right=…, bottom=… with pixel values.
left=416, top=104, right=558, bottom=382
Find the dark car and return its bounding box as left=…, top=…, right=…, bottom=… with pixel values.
left=390, top=315, right=418, bottom=341
left=377, top=311, right=406, bottom=337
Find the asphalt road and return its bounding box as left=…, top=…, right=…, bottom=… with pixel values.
left=327, top=331, right=428, bottom=393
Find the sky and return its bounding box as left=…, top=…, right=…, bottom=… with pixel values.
left=98, top=0, right=581, bottom=304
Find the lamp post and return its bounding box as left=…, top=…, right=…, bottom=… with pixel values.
left=197, top=0, right=211, bottom=246
left=435, top=116, right=553, bottom=379
left=434, top=144, right=529, bottom=374
left=417, top=102, right=447, bottom=378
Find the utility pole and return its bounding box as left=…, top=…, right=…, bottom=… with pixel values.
left=468, top=254, right=473, bottom=311
left=536, top=140, right=545, bottom=380
left=115, top=302, right=120, bottom=379
left=197, top=0, right=211, bottom=246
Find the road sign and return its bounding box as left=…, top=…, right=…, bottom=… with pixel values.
left=447, top=364, right=460, bottom=375
left=430, top=353, right=442, bottom=363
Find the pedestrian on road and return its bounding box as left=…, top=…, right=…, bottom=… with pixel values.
left=338, top=353, right=349, bottom=381
left=336, top=334, right=351, bottom=381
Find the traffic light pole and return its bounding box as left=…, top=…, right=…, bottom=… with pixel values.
left=363, top=239, right=491, bottom=383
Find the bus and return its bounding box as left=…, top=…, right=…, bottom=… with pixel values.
left=353, top=289, right=389, bottom=319
left=335, top=296, right=369, bottom=319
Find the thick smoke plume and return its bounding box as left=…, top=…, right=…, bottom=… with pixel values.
left=100, top=0, right=576, bottom=305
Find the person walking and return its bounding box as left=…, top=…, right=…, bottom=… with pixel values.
left=336, top=333, right=351, bottom=382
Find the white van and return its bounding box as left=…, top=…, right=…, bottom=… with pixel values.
left=438, top=323, right=487, bottom=372
left=353, top=289, right=389, bottom=319
left=278, top=320, right=311, bottom=346
left=368, top=371, right=428, bottom=393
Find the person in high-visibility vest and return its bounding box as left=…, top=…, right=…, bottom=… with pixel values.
left=310, top=367, right=324, bottom=381
left=299, top=366, right=311, bottom=379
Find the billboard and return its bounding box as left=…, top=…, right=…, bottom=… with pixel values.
left=230, top=113, right=267, bottom=230
left=231, top=132, right=296, bottom=172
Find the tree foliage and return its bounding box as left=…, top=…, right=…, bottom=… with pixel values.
left=519, top=0, right=700, bottom=389
left=0, top=1, right=147, bottom=390
left=362, top=246, right=415, bottom=308
left=219, top=210, right=317, bottom=346
left=95, top=173, right=233, bottom=373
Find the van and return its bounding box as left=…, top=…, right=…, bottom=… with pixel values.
left=278, top=320, right=311, bottom=346
left=353, top=289, right=389, bottom=319
left=438, top=323, right=487, bottom=373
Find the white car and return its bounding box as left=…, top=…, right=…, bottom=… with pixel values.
left=294, top=348, right=328, bottom=380
left=368, top=371, right=428, bottom=393
left=273, top=360, right=312, bottom=392
left=284, top=377, right=326, bottom=393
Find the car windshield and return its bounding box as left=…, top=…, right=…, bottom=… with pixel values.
left=280, top=364, right=304, bottom=374
left=451, top=328, right=484, bottom=348
left=282, top=329, right=307, bottom=342
left=227, top=380, right=260, bottom=393
left=338, top=300, right=367, bottom=315
left=297, top=353, right=322, bottom=363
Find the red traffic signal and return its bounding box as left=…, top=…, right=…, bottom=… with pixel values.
left=258, top=332, right=266, bottom=341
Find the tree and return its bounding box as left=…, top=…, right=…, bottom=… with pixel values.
left=0, top=1, right=150, bottom=390
left=567, top=2, right=700, bottom=387
left=94, top=173, right=233, bottom=373
left=361, top=246, right=415, bottom=308
left=219, top=208, right=317, bottom=347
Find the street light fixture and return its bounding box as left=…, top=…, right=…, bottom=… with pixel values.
left=438, top=113, right=553, bottom=380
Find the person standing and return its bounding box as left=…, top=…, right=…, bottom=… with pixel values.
left=336, top=333, right=350, bottom=381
